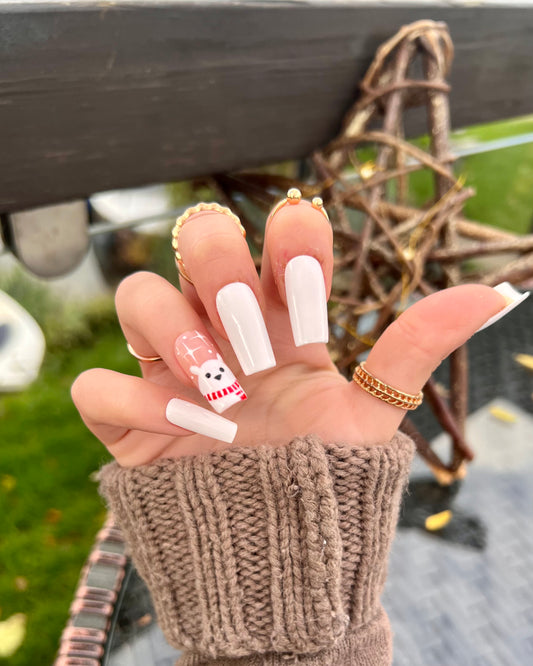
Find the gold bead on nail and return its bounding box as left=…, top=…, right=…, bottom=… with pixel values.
left=287, top=188, right=302, bottom=203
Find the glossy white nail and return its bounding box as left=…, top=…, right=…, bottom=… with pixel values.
left=216, top=282, right=276, bottom=376
left=166, top=398, right=237, bottom=443
left=476, top=282, right=530, bottom=332
left=285, top=255, right=329, bottom=346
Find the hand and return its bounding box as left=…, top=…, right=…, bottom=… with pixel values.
left=72, top=199, right=506, bottom=466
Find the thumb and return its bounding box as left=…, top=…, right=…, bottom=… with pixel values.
left=345, top=284, right=517, bottom=442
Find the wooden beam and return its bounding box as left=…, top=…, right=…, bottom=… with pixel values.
left=0, top=1, right=532, bottom=211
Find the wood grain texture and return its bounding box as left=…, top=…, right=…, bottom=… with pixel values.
left=0, top=1, right=532, bottom=211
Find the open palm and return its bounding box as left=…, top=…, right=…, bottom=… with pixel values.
left=72, top=199, right=506, bottom=467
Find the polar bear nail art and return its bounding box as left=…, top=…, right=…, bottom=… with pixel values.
left=175, top=331, right=247, bottom=414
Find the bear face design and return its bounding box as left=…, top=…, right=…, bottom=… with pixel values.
left=191, top=354, right=235, bottom=393
left=190, top=354, right=246, bottom=413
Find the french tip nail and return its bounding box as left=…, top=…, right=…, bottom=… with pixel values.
left=476, top=283, right=530, bottom=333
left=166, top=398, right=238, bottom=443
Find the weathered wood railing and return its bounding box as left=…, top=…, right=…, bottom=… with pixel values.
left=0, top=0, right=532, bottom=213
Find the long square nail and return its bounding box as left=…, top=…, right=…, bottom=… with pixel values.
left=476, top=282, right=530, bottom=332
left=216, top=282, right=276, bottom=376
left=285, top=255, right=329, bottom=346
left=166, top=398, right=237, bottom=443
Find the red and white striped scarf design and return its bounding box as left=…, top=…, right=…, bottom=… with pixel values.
left=205, top=380, right=246, bottom=403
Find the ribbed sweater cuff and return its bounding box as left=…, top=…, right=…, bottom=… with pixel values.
left=98, top=433, right=414, bottom=664
left=177, top=608, right=392, bottom=666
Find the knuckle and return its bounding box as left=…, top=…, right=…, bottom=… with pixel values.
left=393, top=314, right=436, bottom=363
left=70, top=368, right=107, bottom=410
left=184, top=231, right=249, bottom=284
left=187, top=230, right=240, bottom=266
left=116, top=271, right=156, bottom=300
left=71, top=370, right=90, bottom=408
left=115, top=271, right=166, bottom=313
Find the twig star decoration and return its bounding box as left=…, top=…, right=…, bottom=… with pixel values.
left=208, top=20, right=533, bottom=483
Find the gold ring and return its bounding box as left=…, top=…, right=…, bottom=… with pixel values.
left=171, top=203, right=246, bottom=284
left=126, top=343, right=163, bottom=363
left=353, top=361, right=423, bottom=410
left=269, top=188, right=330, bottom=222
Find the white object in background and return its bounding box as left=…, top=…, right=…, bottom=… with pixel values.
left=0, top=291, right=46, bottom=392
left=8, top=201, right=89, bottom=278
left=90, top=185, right=174, bottom=235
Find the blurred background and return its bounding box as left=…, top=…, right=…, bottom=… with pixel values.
left=1, top=2, right=533, bottom=664
left=1, top=115, right=533, bottom=664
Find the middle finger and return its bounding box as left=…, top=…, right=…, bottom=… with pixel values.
left=177, top=210, right=276, bottom=376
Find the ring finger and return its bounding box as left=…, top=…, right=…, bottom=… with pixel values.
left=115, top=271, right=247, bottom=414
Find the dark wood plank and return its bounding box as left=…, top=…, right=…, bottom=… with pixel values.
left=0, top=1, right=532, bottom=212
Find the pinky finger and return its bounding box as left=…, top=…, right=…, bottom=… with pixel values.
left=71, top=369, right=238, bottom=465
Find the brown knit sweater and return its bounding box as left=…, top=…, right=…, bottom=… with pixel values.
left=98, top=433, right=414, bottom=665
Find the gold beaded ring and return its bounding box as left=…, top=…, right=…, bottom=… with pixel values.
left=171, top=202, right=246, bottom=284
left=353, top=361, right=423, bottom=411
left=269, top=188, right=330, bottom=222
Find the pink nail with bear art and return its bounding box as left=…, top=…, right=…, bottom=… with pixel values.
left=175, top=331, right=247, bottom=414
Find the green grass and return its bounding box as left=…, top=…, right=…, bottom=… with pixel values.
left=0, top=288, right=138, bottom=665
left=408, top=115, right=533, bottom=235
left=461, top=145, right=533, bottom=235
left=354, top=115, right=533, bottom=236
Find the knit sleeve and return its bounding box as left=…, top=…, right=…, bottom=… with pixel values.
left=97, top=432, right=414, bottom=666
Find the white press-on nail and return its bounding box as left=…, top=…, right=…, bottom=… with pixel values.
left=476, top=282, right=530, bottom=332
left=216, top=282, right=276, bottom=376
left=285, top=256, right=329, bottom=346
left=166, top=398, right=237, bottom=443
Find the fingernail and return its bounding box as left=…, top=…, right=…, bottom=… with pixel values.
left=175, top=331, right=247, bottom=414
left=166, top=398, right=237, bottom=443
left=285, top=255, right=329, bottom=346
left=476, top=282, right=530, bottom=332
left=216, top=282, right=276, bottom=376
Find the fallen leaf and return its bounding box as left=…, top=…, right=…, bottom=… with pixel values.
left=136, top=613, right=153, bottom=628
left=489, top=406, right=517, bottom=423
left=45, top=508, right=62, bottom=524
left=425, top=510, right=453, bottom=532
left=514, top=354, right=533, bottom=371
left=434, top=382, right=450, bottom=399
left=427, top=463, right=466, bottom=486
left=0, top=613, right=26, bottom=658
left=0, top=475, right=16, bottom=492
left=43, top=534, right=57, bottom=547
left=14, top=577, right=28, bottom=592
